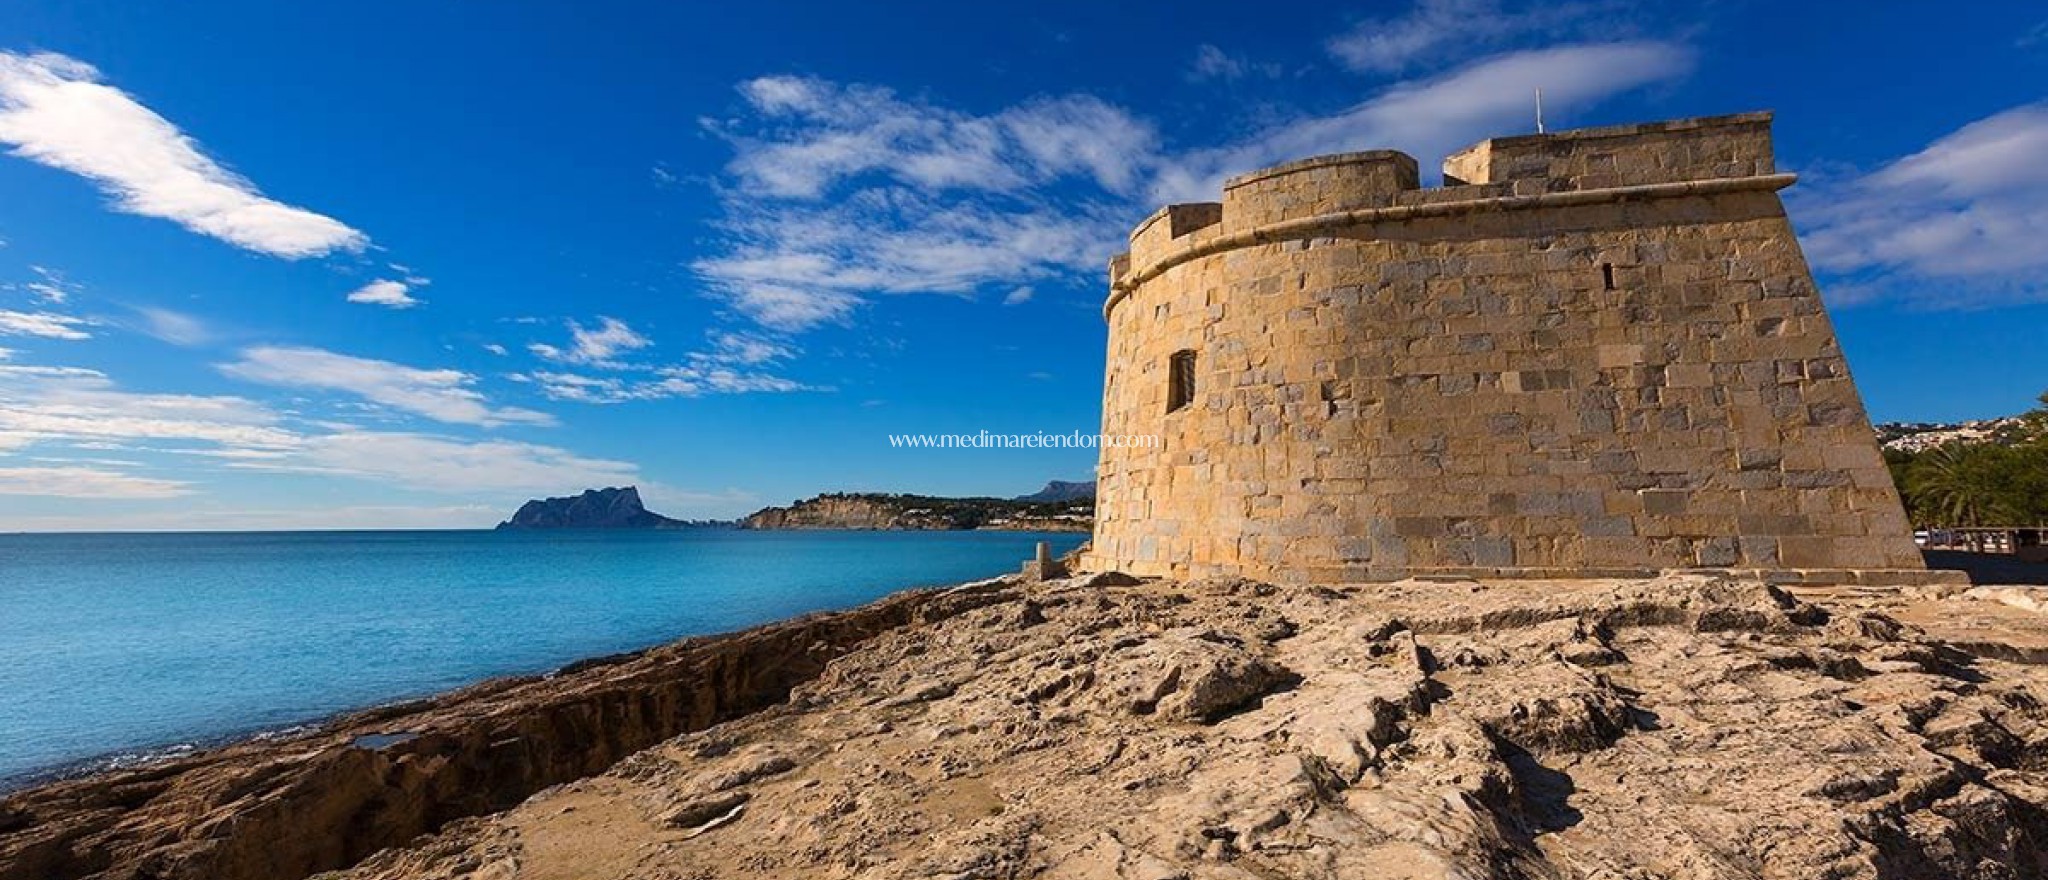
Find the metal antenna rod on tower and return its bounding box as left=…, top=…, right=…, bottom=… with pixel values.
left=1535, top=87, right=1545, bottom=134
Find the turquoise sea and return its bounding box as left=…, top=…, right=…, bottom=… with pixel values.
left=0, top=529, right=1087, bottom=789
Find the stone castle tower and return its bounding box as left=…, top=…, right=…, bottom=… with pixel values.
left=1082, top=113, right=1943, bottom=585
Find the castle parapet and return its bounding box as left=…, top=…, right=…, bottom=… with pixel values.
left=1109, top=113, right=1791, bottom=319
left=1441, top=111, right=1775, bottom=190
left=1221, top=150, right=1421, bottom=228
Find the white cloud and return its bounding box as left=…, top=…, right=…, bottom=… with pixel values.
left=696, top=78, right=1157, bottom=331
left=528, top=316, right=651, bottom=368
left=519, top=365, right=804, bottom=404
left=1002, top=286, right=1034, bottom=305
left=257, top=431, right=639, bottom=494
left=0, top=52, right=366, bottom=259
left=1798, top=102, right=2048, bottom=307
left=131, top=305, right=211, bottom=346
left=22, top=265, right=78, bottom=303
left=702, top=330, right=795, bottom=365
left=1325, top=0, right=1637, bottom=74
left=218, top=345, right=554, bottom=427
left=515, top=328, right=805, bottom=403
left=1188, top=44, right=1279, bottom=82
left=721, top=78, right=1158, bottom=199
left=0, top=364, right=296, bottom=451
left=1154, top=42, right=1695, bottom=200
left=716, top=283, right=863, bottom=332
left=0, top=362, right=660, bottom=505
left=346, top=279, right=422, bottom=309
left=0, top=465, right=190, bottom=499
left=0, top=309, right=92, bottom=339
left=0, top=503, right=503, bottom=532
left=698, top=45, right=1686, bottom=332
left=482, top=343, right=508, bottom=356
left=653, top=364, right=805, bottom=396
left=694, top=189, right=1127, bottom=331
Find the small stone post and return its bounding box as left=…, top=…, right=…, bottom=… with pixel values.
left=1021, top=540, right=1067, bottom=581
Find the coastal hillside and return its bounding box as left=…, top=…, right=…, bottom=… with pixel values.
left=739, top=492, right=1091, bottom=532
left=496, top=487, right=718, bottom=530
left=1876, top=391, right=2048, bottom=454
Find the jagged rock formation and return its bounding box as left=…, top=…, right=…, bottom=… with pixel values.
left=302, top=572, right=2048, bottom=880
left=740, top=493, right=1091, bottom=532
left=495, top=487, right=702, bottom=530
left=1012, top=481, right=1096, bottom=503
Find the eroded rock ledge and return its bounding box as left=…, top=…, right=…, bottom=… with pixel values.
left=0, top=579, right=1023, bottom=880
left=329, top=573, right=2048, bottom=880
left=11, top=573, right=2048, bottom=880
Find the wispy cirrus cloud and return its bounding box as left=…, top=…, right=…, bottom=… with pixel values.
left=0, top=364, right=297, bottom=452
left=1187, top=44, right=1281, bottom=82
left=0, top=465, right=190, bottom=499
left=0, top=362, right=648, bottom=501
left=694, top=42, right=1691, bottom=332
left=17, top=265, right=79, bottom=304
left=218, top=345, right=554, bottom=427
left=516, top=329, right=808, bottom=404
left=256, top=431, right=638, bottom=494
left=1152, top=42, right=1696, bottom=200
left=528, top=316, right=652, bottom=368
left=518, top=366, right=806, bottom=404
left=694, top=77, right=1155, bottom=331
left=0, top=309, right=92, bottom=339
left=1324, top=0, right=1643, bottom=74
left=1798, top=102, right=2048, bottom=308
left=0, top=51, right=365, bottom=259
left=129, top=305, right=212, bottom=346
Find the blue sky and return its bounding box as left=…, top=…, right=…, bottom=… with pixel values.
left=0, top=1, right=2045, bottom=530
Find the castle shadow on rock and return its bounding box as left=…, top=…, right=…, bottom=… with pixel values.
left=1082, top=112, right=1959, bottom=586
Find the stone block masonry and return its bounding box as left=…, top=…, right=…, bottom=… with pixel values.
left=1082, top=112, right=1957, bottom=586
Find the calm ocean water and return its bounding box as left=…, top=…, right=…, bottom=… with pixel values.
left=0, top=529, right=1087, bottom=788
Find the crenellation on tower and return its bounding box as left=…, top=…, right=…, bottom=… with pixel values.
left=1083, top=111, right=1956, bottom=587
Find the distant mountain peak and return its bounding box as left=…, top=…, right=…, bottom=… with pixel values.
left=1014, top=480, right=1096, bottom=503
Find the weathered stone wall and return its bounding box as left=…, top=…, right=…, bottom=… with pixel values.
left=1084, top=113, right=1937, bottom=584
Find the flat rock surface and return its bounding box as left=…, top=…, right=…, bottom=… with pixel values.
left=325, top=573, right=2048, bottom=880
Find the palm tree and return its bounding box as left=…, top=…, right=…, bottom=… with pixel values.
left=1909, top=442, right=2014, bottom=527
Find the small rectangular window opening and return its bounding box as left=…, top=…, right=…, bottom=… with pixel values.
left=1166, top=349, right=1196, bottom=414
left=1601, top=262, right=1616, bottom=290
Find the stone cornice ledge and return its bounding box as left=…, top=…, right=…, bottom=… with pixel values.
left=1103, top=172, right=1799, bottom=321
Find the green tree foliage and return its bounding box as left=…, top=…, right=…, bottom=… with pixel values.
left=1886, top=392, right=2048, bottom=527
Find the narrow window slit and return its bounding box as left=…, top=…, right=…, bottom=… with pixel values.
left=1167, top=350, right=1196, bottom=414
left=1601, top=263, right=1616, bottom=290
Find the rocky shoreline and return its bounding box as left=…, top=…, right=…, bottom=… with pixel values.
left=0, top=579, right=1023, bottom=880
left=7, top=572, right=2048, bottom=879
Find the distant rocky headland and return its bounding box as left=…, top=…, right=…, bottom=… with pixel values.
left=740, top=486, right=1093, bottom=532
left=496, top=486, right=729, bottom=530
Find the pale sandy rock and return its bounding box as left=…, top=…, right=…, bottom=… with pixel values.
left=317, top=573, right=2048, bottom=880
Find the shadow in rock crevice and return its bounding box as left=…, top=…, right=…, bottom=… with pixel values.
left=1502, top=747, right=1583, bottom=836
